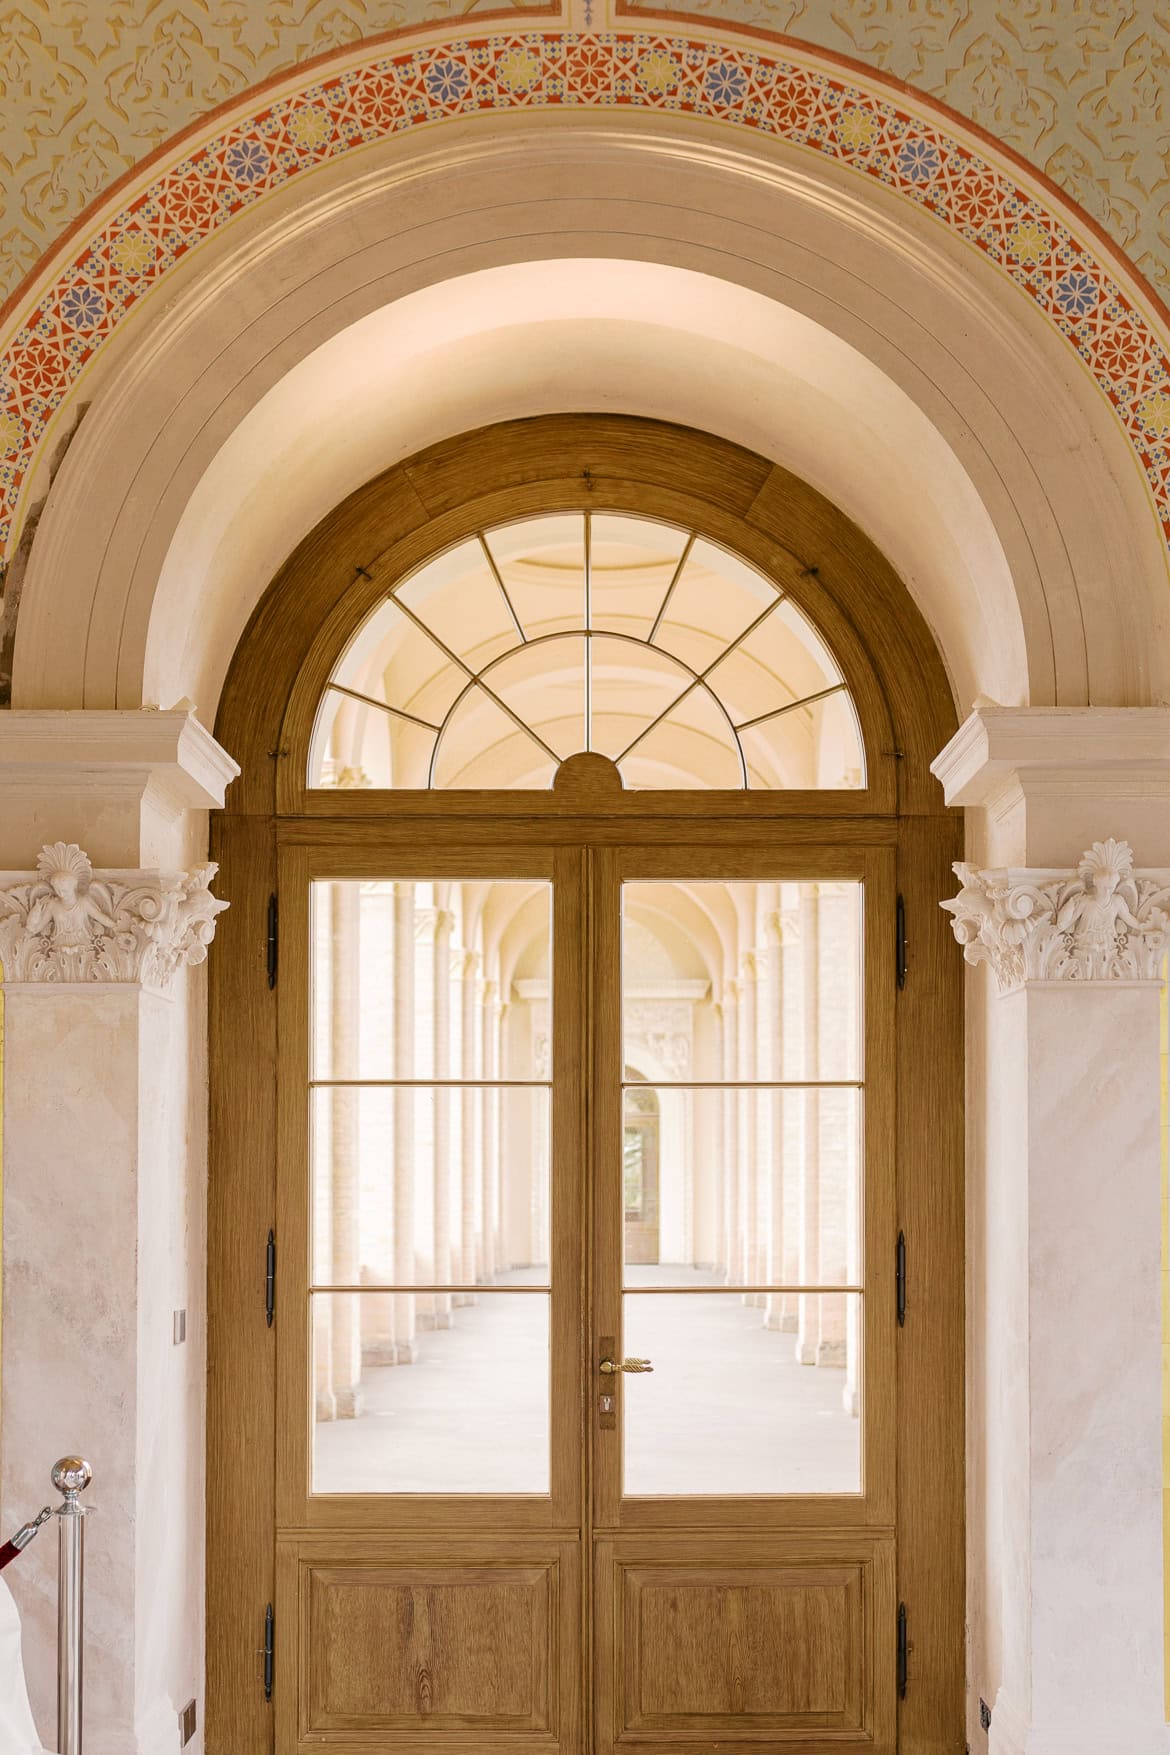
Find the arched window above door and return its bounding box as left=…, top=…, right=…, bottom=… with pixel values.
left=308, top=513, right=865, bottom=791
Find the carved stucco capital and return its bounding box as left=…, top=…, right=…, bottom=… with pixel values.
left=0, top=842, right=228, bottom=992
left=940, top=838, right=1170, bottom=994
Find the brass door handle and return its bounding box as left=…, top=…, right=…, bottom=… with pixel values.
left=600, top=1357, right=654, bottom=1374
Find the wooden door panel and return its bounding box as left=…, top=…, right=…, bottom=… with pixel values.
left=309, top=1568, right=550, bottom=1725
left=595, top=1536, right=895, bottom=1754
left=279, top=1536, right=581, bottom=1753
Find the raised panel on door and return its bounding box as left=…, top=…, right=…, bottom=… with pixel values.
left=278, top=1536, right=581, bottom=1754
left=594, top=1535, right=894, bottom=1754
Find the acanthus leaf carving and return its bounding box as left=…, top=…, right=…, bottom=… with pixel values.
left=0, top=842, right=229, bottom=991
left=940, top=838, right=1170, bottom=993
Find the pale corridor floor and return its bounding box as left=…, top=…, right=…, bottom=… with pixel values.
left=314, top=1268, right=859, bottom=1496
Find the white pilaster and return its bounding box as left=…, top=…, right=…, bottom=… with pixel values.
left=935, top=704, right=1170, bottom=1755
left=0, top=710, right=237, bottom=1755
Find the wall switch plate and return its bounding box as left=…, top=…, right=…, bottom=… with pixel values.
left=979, top=1698, right=992, bottom=1732
left=173, top=1310, right=187, bottom=1345
left=179, top=1698, right=197, bottom=1745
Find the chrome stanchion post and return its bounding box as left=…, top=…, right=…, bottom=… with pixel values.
left=51, top=1458, right=92, bottom=1755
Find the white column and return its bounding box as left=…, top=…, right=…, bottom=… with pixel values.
left=763, top=905, right=791, bottom=1332
left=720, top=978, right=739, bottom=1286
left=935, top=704, right=1170, bottom=1755
left=431, top=906, right=454, bottom=1326
left=392, top=882, right=417, bottom=1363
left=796, top=883, right=822, bottom=1364
left=814, top=883, right=851, bottom=1369
left=328, top=882, right=363, bottom=1416
left=480, top=977, right=501, bottom=1280
left=457, top=948, right=480, bottom=1301
left=0, top=706, right=237, bottom=1755
left=710, top=1001, right=727, bottom=1275
left=737, top=954, right=760, bottom=1304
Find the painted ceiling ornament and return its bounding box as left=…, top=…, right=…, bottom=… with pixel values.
left=940, top=839, right=1170, bottom=993
left=0, top=842, right=229, bottom=991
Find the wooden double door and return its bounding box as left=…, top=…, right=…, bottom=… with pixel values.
left=267, top=826, right=901, bottom=1754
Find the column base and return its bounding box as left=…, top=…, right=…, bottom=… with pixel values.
left=333, top=1386, right=363, bottom=1419
left=989, top=1691, right=1170, bottom=1755
left=362, top=1340, right=398, bottom=1366
left=816, top=1338, right=846, bottom=1367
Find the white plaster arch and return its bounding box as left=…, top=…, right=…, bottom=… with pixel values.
left=13, top=114, right=1169, bottom=720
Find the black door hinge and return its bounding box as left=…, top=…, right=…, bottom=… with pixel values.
left=263, top=1603, right=274, bottom=1702
left=897, top=1602, right=908, bottom=1699
left=896, top=1230, right=907, bottom=1328
left=896, top=893, right=907, bottom=990
left=265, top=1230, right=276, bottom=1329
left=263, top=1607, right=275, bottom=1698
left=266, top=893, right=279, bottom=989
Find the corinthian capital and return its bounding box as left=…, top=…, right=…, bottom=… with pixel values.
left=0, top=842, right=229, bottom=992
left=940, top=839, right=1170, bottom=993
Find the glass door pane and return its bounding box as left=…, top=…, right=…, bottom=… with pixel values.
left=306, top=875, right=555, bottom=1495
left=612, top=874, right=868, bottom=1501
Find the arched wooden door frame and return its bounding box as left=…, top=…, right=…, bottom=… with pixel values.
left=207, top=414, right=964, bottom=1754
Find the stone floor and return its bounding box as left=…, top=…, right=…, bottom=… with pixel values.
left=314, top=1268, right=859, bottom=1496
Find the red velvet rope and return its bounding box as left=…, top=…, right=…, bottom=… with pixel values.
left=0, top=1540, right=23, bottom=1572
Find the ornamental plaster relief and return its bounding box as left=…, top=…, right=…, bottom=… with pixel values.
left=0, top=840, right=228, bottom=990
left=624, top=0, right=1170, bottom=301
left=941, top=836, right=1170, bottom=992
left=0, top=1, right=1167, bottom=311
left=0, top=0, right=552, bottom=302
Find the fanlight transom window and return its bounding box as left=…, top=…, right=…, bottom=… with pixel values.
left=309, top=514, right=865, bottom=790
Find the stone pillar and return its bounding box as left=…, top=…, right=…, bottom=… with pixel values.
left=763, top=904, right=792, bottom=1332
left=796, top=883, right=822, bottom=1364
left=737, top=953, right=761, bottom=1304
left=328, top=882, right=363, bottom=1416
left=480, top=977, right=500, bottom=1280
left=431, top=906, right=454, bottom=1326
left=710, top=1001, right=727, bottom=1275
left=392, top=882, right=417, bottom=1362
left=458, top=948, right=480, bottom=1300
left=494, top=995, right=510, bottom=1271
left=814, top=883, right=852, bottom=1369
left=720, top=978, right=740, bottom=1286
left=935, top=704, right=1170, bottom=1755
left=0, top=707, right=237, bottom=1755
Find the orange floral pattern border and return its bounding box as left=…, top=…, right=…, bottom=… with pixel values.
left=0, top=29, right=1167, bottom=563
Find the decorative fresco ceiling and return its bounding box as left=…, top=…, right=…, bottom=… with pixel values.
left=1, top=17, right=1169, bottom=580
left=1, top=0, right=1167, bottom=306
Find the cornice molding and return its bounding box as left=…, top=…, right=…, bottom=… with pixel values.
left=932, top=705, right=1170, bottom=809
left=0, top=709, right=239, bottom=808
left=0, top=842, right=228, bottom=992
left=940, top=838, right=1170, bottom=994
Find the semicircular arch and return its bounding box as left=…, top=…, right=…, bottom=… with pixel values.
left=215, top=414, right=955, bottom=818
left=4, top=32, right=1169, bottom=714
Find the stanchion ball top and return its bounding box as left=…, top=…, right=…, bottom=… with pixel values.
left=51, top=1458, right=92, bottom=1497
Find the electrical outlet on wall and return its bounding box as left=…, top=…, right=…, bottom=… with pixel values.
left=179, top=1698, right=196, bottom=1745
